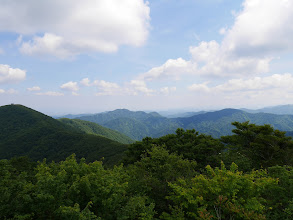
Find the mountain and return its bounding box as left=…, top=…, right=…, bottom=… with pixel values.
left=58, top=118, right=134, bottom=144
left=173, top=108, right=293, bottom=137
left=55, top=113, right=93, bottom=119
left=77, top=108, right=293, bottom=139
left=77, top=109, right=179, bottom=140
left=242, top=104, right=293, bottom=115
left=0, top=104, right=127, bottom=165
left=164, top=111, right=207, bottom=118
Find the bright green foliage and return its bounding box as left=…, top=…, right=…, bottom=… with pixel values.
left=221, top=121, right=293, bottom=169
left=263, top=166, right=293, bottom=219
left=124, top=128, right=224, bottom=169
left=127, top=145, right=197, bottom=217
left=164, top=162, right=277, bottom=220
left=0, top=155, right=155, bottom=220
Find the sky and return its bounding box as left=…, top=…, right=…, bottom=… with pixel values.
left=1, top=0, right=293, bottom=115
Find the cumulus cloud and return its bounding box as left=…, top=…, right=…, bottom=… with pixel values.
left=223, top=0, right=293, bottom=56
left=0, top=64, right=26, bottom=84
left=93, top=80, right=121, bottom=96
left=27, top=86, right=41, bottom=91
left=160, top=86, right=176, bottom=95
left=60, top=81, right=79, bottom=91
left=80, top=78, right=91, bottom=87
left=36, top=91, right=64, bottom=96
left=140, top=0, right=293, bottom=80
left=139, top=58, right=195, bottom=81
left=127, top=80, right=154, bottom=95
left=188, top=73, right=293, bottom=93
left=187, top=73, right=293, bottom=108
left=0, top=0, right=150, bottom=58
left=0, top=88, right=18, bottom=94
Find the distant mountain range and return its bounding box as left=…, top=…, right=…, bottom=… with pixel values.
left=0, top=104, right=128, bottom=165
left=73, top=107, right=293, bottom=139
left=241, top=104, right=293, bottom=115
left=2, top=104, right=293, bottom=164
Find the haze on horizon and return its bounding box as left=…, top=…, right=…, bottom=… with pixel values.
left=1, top=0, right=293, bottom=115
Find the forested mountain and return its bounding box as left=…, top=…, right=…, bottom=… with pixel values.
left=1, top=121, right=292, bottom=219
left=0, top=104, right=127, bottom=165
left=58, top=118, right=134, bottom=144
left=242, top=104, right=293, bottom=115
left=75, top=108, right=293, bottom=139
left=77, top=109, right=179, bottom=140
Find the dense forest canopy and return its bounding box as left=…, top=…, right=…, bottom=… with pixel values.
left=1, top=119, right=292, bottom=219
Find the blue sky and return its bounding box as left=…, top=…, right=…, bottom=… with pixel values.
left=1, top=0, right=293, bottom=115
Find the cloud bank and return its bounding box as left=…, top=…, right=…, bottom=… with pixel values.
left=0, top=0, right=150, bottom=58
left=0, top=64, right=26, bottom=84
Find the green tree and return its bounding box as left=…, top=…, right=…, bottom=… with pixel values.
left=124, top=128, right=224, bottom=169
left=163, top=162, right=277, bottom=220
left=221, top=121, right=293, bottom=169
left=127, top=145, right=197, bottom=217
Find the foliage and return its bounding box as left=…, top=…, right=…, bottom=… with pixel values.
left=127, top=145, right=197, bottom=216
left=123, top=128, right=224, bottom=169
left=221, top=121, right=293, bottom=169
left=163, top=162, right=277, bottom=220
left=0, top=155, right=155, bottom=220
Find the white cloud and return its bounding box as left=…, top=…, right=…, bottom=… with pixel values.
left=0, top=64, right=26, bottom=84
left=60, top=81, right=79, bottom=91
left=188, top=73, right=293, bottom=93
left=80, top=78, right=91, bottom=87
left=36, top=91, right=64, bottom=96
left=140, top=0, right=293, bottom=80
left=0, top=88, right=18, bottom=94
left=0, top=0, right=150, bottom=58
left=127, top=80, right=154, bottom=95
left=0, top=47, right=3, bottom=54
left=187, top=73, right=293, bottom=108
left=223, top=0, right=293, bottom=56
left=189, top=41, right=271, bottom=77
left=138, top=58, right=196, bottom=81
left=160, top=86, right=176, bottom=95
left=93, top=80, right=121, bottom=96
left=27, top=86, right=41, bottom=91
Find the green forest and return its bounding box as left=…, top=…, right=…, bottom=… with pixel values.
left=1, top=121, right=293, bottom=219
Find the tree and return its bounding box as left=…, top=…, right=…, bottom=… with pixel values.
left=124, top=128, right=224, bottom=169
left=221, top=121, right=293, bottom=169
left=163, top=162, right=277, bottom=220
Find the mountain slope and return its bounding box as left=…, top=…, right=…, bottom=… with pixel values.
left=77, top=108, right=293, bottom=139
left=174, top=109, right=293, bottom=137
left=242, top=104, right=293, bottom=115
left=58, top=118, right=134, bottom=144
left=0, top=104, right=127, bottom=165
left=77, top=109, right=179, bottom=140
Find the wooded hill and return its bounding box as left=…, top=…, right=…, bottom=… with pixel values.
left=58, top=118, right=134, bottom=144
left=75, top=108, right=293, bottom=139
left=0, top=104, right=127, bottom=165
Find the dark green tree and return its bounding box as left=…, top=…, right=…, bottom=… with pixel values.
left=221, top=121, right=293, bottom=169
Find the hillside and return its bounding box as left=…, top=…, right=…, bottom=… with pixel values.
left=77, top=109, right=179, bottom=140
left=242, top=104, right=293, bottom=115
left=0, top=104, right=127, bottom=165
left=58, top=118, right=134, bottom=144
left=76, top=108, right=293, bottom=139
